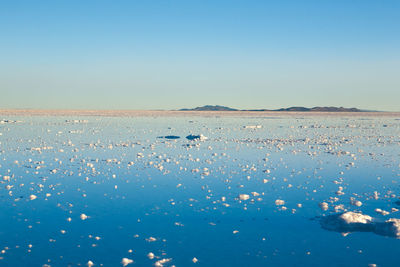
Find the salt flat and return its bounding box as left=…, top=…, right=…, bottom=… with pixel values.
left=0, top=113, right=399, bottom=266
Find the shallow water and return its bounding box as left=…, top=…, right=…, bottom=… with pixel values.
left=0, top=115, right=399, bottom=266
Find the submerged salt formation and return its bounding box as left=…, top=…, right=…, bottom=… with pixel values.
left=320, top=212, right=400, bottom=238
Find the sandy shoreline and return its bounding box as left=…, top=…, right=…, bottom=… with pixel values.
left=0, top=109, right=399, bottom=117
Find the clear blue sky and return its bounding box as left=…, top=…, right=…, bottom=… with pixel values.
left=1, top=0, right=399, bottom=111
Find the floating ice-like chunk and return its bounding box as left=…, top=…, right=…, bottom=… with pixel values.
left=147, top=252, right=155, bottom=259
left=121, top=257, right=133, bottom=266
left=80, top=214, right=88, bottom=220
left=243, top=125, right=262, bottom=129
left=192, top=257, right=198, bottom=263
left=275, top=199, right=285, bottom=206
left=319, top=202, right=329, bottom=211
left=320, top=211, right=400, bottom=238
left=340, top=212, right=372, bottom=224
left=87, top=260, right=94, bottom=267
left=334, top=204, right=345, bottom=212
left=30, top=195, right=37, bottom=200
left=375, top=218, right=400, bottom=238
left=154, top=258, right=171, bottom=267
left=350, top=198, right=362, bottom=207
left=146, top=237, right=157, bottom=242
left=233, top=230, right=239, bottom=234
left=239, top=194, right=250, bottom=201
left=375, top=208, right=390, bottom=216
left=321, top=212, right=373, bottom=233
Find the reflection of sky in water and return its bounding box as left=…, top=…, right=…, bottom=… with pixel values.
left=0, top=116, right=399, bottom=266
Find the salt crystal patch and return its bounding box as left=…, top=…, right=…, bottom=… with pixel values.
left=121, top=257, right=133, bottom=266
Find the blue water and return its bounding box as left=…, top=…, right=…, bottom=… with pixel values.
left=0, top=115, right=399, bottom=266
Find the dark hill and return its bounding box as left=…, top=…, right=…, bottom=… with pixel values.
left=179, top=105, right=238, bottom=111
left=180, top=105, right=365, bottom=112
left=274, top=106, right=362, bottom=112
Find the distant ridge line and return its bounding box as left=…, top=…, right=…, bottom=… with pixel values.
left=179, top=105, right=372, bottom=112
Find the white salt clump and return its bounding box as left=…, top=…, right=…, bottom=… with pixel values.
left=351, top=200, right=362, bottom=207
left=336, top=187, right=345, bottom=195
left=192, top=257, right=198, bottom=263
left=321, top=211, right=400, bottom=238
left=29, top=195, right=37, bottom=200
left=147, top=252, right=155, bottom=259
left=87, top=260, right=94, bottom=267
left=80, top=214, right=88, bottom=220
left=121, top=257, right=133, bottom=266
left=233, top=230, right=239, bottom=234
left=146, top=237, right=157, bottom=242
left=275, top=199, right=285, bottom=206
left=243, top=125, right=262, bottom=129
left=375, top=208, right=390, bottom=216
left=154, top=258, right=171, bottom=267
left=319, top=202, right=329, bottom=211
left=340, top=212, right=372, bottom=224
left=320, top=211, right=373, bottom=234
left=374, top=218, right=400, bottom=238
left=239, top=194, right=250, bottom=201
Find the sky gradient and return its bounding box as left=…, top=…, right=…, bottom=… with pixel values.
left=1, top=0, right=399, bottom=111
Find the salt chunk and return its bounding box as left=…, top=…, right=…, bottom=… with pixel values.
left=147, top=252, right=155, bottom=259
left=319, top=202, right=329, bottom=211
left=121, top=258, right=133, bottom=266
left=239, top=194, right=250, bottom=201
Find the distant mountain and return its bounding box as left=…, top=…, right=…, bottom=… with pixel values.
left=273, top=106, right=363, bottom=112
left=179, top=105, right=238, bottom=111
left=180, top=105, right=366, bottom=112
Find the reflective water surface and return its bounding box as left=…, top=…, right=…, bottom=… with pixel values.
left=0, top=115, right=399, bottom=266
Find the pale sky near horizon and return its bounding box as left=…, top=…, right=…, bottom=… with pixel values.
left=1, top=0, right=399, bottom=111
